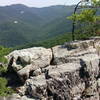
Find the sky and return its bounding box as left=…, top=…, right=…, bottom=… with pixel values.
left=0, top=0, right=80, bottom=7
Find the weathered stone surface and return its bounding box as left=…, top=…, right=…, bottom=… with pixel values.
left=7, top=47, right=52, bottom=81
left=6, top=37, right=100, bottom=100
left=45, top=59, right=99, bottom=100
left=52, top=38, right=100, bottom=65
left=22, top=63, right=83, bottom=100
left=25, top=74, right=47, bottom=99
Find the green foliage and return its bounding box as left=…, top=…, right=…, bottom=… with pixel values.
left=0, top=5, right=74, bottom=47
left=0, top=77, right=14, bottom=96
left=67, top=7, right=100, bottom=35
left=0, top=67, right=7, bottom=75
left=0, top=57, right=8, bottom=64
left=0, top=46, right=12, bottom=56
left=0, top=46, right=12, bottom=63
left=0, top=46, right=14, bottom=97
left=0, top=5, right=99, bottom=47
left=92, top=0, right=100, bottom=7
left=0, top=4, right=99, bottom=47
left=67, top=9, right=99, bottom=23
left=16, top=32, right=95, bottom=49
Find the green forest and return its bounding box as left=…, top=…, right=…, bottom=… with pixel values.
left=0, top=0, right=100, bottom=97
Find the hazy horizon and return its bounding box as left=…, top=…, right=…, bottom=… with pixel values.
left=0, top=0, right=79, bottom=7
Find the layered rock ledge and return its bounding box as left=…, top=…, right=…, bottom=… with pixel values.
left=5, top=37, right=100, bottom=100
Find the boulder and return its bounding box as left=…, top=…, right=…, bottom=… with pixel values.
left=52, top=37, right=100, bottom=65
left=46, top=63, right=83, bottom=100
left=25, top=74, right=47, bottom=99
left=7, top=47, right=52, bottom=81
left=20, top=63, right=83, bottom=100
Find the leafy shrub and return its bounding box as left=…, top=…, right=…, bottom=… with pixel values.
left=0, top=46, right=14, bottom=96
left=0, top=57, right=8, bottom=64
left=0, top=66, right=8, bottom=76
left=0, top=77, right=14, bottom=96
left=0, top=46, right=12, bottom=64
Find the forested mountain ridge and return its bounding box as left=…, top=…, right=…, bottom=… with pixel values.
left=0, top=4, right=74, bottom=47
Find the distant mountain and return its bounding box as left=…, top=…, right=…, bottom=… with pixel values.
left=0, top=4, right=74, bottom=47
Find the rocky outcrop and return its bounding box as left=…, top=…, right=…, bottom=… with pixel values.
left=7, top=47, right=52, bottom=82
left=7, top=37, right=100, bottom=100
